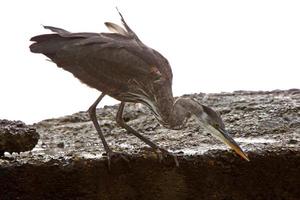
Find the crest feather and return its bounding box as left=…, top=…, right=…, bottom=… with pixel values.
left=104, top=22, right=129, bottom=36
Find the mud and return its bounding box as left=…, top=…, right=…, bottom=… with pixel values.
left=0, top=89, right=299, bottom=200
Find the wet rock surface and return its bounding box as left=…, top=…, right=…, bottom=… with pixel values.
left=0, top=89, right=299, bottom=200
left=0, top=119, right=39, bottom=156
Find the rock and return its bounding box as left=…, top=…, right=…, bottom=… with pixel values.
left=0, top=90, right=299, bottom=200
left=0, top=119, right=39, bottom=155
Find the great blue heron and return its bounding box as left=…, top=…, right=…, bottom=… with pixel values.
left=30, top=10, right=249, bottom=167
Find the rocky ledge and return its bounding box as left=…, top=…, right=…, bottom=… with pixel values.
left=0, top=89, right=299, bottom=200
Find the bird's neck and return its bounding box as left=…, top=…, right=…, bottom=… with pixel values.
left=154, top=97, right=203, bottom=130
left=142, top=84, right=191, bottom=129
left=155, top=96, right=190, bottom=130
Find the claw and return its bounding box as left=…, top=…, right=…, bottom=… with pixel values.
left=155, top=148, right=179, bottom=167
left=104, top=151, right=130, bottom=170
left=155, top=148, right=164, bottom=163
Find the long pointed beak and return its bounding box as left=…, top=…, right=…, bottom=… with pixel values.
left=207, top=126, right=249, bottom=161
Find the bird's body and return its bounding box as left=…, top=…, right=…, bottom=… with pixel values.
left=30, top=11, right=249, bottom=167
left=30, top=25, right=179, bottom=128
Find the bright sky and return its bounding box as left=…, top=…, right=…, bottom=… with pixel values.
left=1, top=0, right=299, bottom=124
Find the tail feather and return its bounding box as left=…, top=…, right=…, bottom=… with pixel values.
left=30, top=34, right=64, bottom=55
left=30, top=25, right=70, bottom=42
left=30, top=25, right=78, bottom=58
left=43, top=25, right=70, bottom=36
left=30, top=34, right=60, bottom=43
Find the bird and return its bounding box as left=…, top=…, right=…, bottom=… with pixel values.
left=29, top=10, right=249, bottom=168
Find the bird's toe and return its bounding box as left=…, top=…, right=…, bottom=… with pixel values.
left=103, top=150, right=130, bottom=170
left=156, top=148, right=179, bottom=167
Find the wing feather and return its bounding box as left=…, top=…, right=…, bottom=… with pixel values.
left=30, top=12, right=173, bottom=100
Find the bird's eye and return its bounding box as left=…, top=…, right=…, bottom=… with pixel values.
left=214, top=123, right=219, bottom=128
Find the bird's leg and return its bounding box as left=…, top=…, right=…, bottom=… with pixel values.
left=116, top=102, right=179, bottom=167
left=88, top=93, right=128, bottom=169
left=88, top=93, right=109, bottom=151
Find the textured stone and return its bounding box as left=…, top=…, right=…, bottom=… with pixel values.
left=0, top=89, right=299, bottom=200
left=0, top=119, right=39, bottom=155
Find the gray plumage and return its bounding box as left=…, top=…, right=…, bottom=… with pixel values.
left=30, top=10, right=249, bottom=167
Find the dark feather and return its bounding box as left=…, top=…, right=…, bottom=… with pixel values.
left=43, top=26, right=70, bottom=35
left=29, top=14, right=173, bottom=104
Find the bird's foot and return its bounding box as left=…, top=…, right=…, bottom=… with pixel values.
left=155, top=148, right=179, bottom=167
left=103, top=150, right=130, bottom=170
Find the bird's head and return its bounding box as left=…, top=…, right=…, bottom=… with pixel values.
left=174, top=98, right=249, bottom=161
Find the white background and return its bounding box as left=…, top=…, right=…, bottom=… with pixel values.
left=0, top=0, right=299, bottom=124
